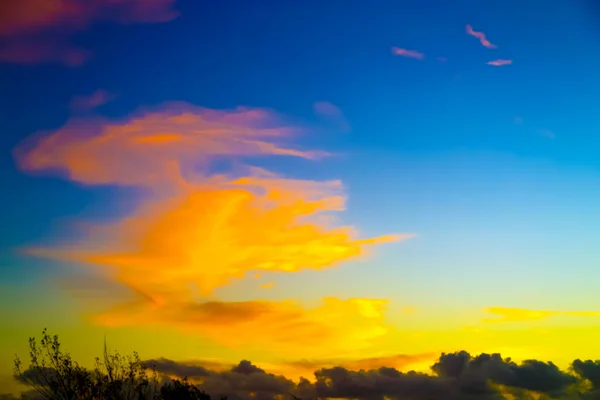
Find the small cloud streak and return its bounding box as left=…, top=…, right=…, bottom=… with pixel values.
left=487, top=59, right=512, bottom=66
left=69, top=89, right=116, bottom=112
left=466, top=24, right=497, bottom=49
left=391, top=47, right=424, bottom=60
left=483, top=307, right=600, bottom=323
left=313, top=101, right=350, bottom=132
left=0, top=0, right=179, bottom=65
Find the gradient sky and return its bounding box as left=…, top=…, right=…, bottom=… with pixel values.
left=3, top=0, right=600, bottom=395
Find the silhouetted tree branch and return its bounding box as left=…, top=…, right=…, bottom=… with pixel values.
left=13, top=329, right=226, bottom=400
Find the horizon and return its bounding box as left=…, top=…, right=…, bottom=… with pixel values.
left=2, top=1, right=600, bottom=398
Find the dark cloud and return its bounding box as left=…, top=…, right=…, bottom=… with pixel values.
left=432, top=352, right=576, bottom=397
left=231, top=360, right=266, bottom=375
left=143, top=351, right=589, bottom=400
left=144, top=358, right=212, bottom=379
left=150, top=359, right=302, bottom=400
left=314, top=366, right=452, bottom=400
left=572, top=359, right=600, bottom=390
left=432, top=350, right=470, bottom=379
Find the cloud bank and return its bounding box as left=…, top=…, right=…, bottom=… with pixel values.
left=139, top=351, right=600, bottom=400
left=13, top=348, right=600, bottom=400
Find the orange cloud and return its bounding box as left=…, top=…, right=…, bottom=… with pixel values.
left=483, top=307, right=600, bottom=323
left=391, top=47, right=424, bottom=60
left=47, top=175, right=405, bottom=298
left=92, top=297, right=392, bottom=358
left=69, top=89, right=116, bottom=112
left=16, top=103, right=412, bottom=347
left=466, top=24, right=497, bottom=49
left=15, top=103, right=327, bottom=188
left=0, top=0, right=178, bottom=65
left=487, top=59, right=512, bottom=67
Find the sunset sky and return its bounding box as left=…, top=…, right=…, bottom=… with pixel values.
left=2, top=0, right=600, bottom=397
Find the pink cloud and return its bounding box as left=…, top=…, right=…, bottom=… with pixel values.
left=487, top=59, right=512, bottom=67
left=391, top=47, right=424, bottom=60
left=69, top=90, right=116, bottom=112
left=0, top=0, right=178, bottom=65
left=466, top=24, right=497, bottom=49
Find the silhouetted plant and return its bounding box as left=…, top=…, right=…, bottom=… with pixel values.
left=160, top=378, right=210, bottom=400
left=90, top=338, right=159, bottom=400
left=14, top=328, right=95, bottom=399
left=13, top=329, right=222, bottom=400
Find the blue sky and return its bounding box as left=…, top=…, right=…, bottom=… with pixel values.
left=4, top=0, right=600, bottom=297
left=3, top=0, right=600, bottom=394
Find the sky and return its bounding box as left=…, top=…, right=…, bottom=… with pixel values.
left=2, top=0, right=600, bottom=398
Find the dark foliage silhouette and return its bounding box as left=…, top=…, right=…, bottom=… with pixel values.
left=10, top=329, right=600, bottom=399
left=12, top=329, right=221, bottom=400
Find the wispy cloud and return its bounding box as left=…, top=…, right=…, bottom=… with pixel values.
left=313, top=101, right=350, bottom=132
left=0, top=0, right=179, bottom=65
left=487, top=59, right=512, bottom=67
left=391, top=47, right=424, bottom=60
left=69, top=89, right=116, bottom=112
left=483, top=307, right=600, bottom=323
left=466, top=24, right=497, bottom=49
